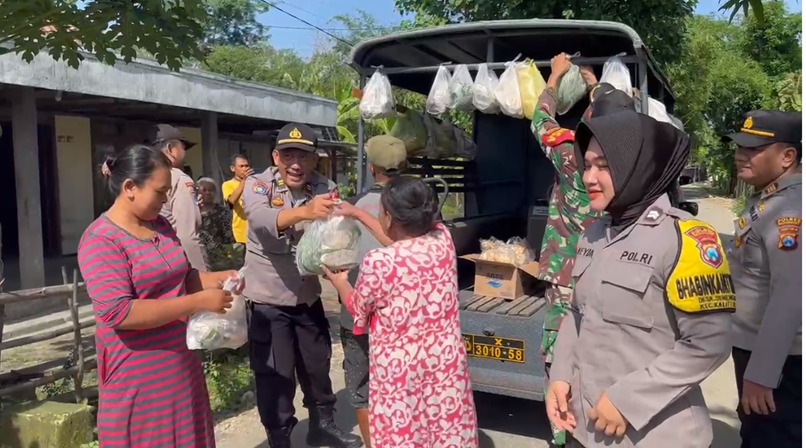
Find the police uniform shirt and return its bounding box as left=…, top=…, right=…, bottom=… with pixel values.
left=550, top=195, right=735, bottom=448
left=160, top=167, right=209, bottom=272
left=729, top=173, right=802, bottom=388
left=241, top=166, right=336, bottom=306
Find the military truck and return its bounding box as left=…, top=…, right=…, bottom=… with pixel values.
left=348, top=19, right=696, bottom=401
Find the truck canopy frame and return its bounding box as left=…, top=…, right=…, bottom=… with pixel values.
left=349, top=19, right=676, bottom=191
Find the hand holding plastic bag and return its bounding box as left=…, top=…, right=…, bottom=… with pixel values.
left=449, top=64, right=475, bottom=111
left=187, top=270, right=247, bottom=350
left=494, top=60, right=523, bottom=118
left=426, top=65, right=452, bottom=115
left=601, top=54, right=632, bottom=95
left=517, top=60, right=547, bottom=120
left=556, top=64, right=588, bottom=115
left=359, top=69, right=396, bottom=120
left=472, top=63, right=500, bottom=114
left=296, top=214, right=362, bottom=276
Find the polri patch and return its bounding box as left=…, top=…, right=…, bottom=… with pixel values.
left=776, top=217, right=801, bottom=251
left=252, top=181, right=269, bottom=195
left=541, top=127, right=575, bottom=147
left=666, top=219, right=736, bottom=313
left=271, top=196, right=285, bottom=207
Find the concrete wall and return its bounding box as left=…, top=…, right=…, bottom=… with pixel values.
left=54, top=116, right=93, bottom=254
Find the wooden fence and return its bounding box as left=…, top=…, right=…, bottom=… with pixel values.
left=0, top=268, right=96, bottom=403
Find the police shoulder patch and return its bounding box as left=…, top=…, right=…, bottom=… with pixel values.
left=666, top=219, right=736, bottom=313
left=776, top=216, right=801, bottom=251
left=541, top=127, right=575, bottom=147
left=252, top=180, right=269, bottom=195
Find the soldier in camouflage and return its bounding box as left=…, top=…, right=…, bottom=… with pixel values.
left=530, top=53, right=637, bottom=446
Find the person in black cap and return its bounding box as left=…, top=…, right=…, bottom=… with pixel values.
left=722, top=110, right=802, bottom=448
left=241, top=122, right=362, bottom=448
left=153, top=123, right=209, bottom=272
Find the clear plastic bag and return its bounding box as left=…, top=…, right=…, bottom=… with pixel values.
left=359, top=69, right=396, bottom=120
left=517, top=60, right=547, bottom=121
left=505, top=237, right=536, bottom=266
left=449, top=64, right=475, bottom=111
left=494, top=61, right=523, bottom=118
left=296, top=214, right=362, bottom=276
left=479, top=237, right=535, bottom=265
left=186, top=270, right=247, bottom=350
left=556, top=65, right=588, bottom=115
left=647, top=97, right=674, bottom=125
left=472, top=63, right=500, bottom=114
left=601, top=54, right=632, bottom=95
left=426, top=65, right=452, bottom=115
left=389, top=109, right=428, bottom=153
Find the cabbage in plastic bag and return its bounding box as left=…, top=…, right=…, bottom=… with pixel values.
left=449, top=64, right=475, bottom=111
left=601, top=54, right=632, bottom=96
left=426, top=65, right=452, bottom=115
left=472, top=63, right=500, bottom=114
left=494, top=61, right=523, bottom=118
left=187, top=271, right=248, bottom=350
left=389, top=109, right=428, bottom=153
left=556, top=65, right=588, bottom=115
left=516, top=60, right=547, bottom=120
left=296, top=214, right=362, bottom=276
left=359, top=69, right=396, bottom=120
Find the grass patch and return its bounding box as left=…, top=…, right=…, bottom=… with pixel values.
left=204, top=348, right=255, bottom=416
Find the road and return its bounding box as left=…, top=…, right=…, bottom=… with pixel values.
left=215, top=184, right=742, bottom=448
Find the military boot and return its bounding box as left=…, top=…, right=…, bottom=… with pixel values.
left=306, top=406, right=364, bottom=448
left=267, top=417, right=297, bottom=448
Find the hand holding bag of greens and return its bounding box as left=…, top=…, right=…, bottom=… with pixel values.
left=186, top=269, right=248, bottom=350
left=296, top=210, right=362, bottom=276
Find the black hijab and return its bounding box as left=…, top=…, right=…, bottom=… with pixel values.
left=574, top=109, right=691, bottom=233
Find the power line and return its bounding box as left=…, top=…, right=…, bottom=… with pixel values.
left=266, top=25, right=378, bottom=31
left=257, top=0, right=354, bottom=47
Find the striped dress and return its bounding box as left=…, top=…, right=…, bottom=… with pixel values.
left=78, top=215, right=216, bottom=447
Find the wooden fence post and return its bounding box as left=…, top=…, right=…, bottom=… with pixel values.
left=68, top=269, right=84, bottom=403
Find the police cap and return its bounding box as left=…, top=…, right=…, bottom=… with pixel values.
left=150, top=124, right=196, bottom=149
left=366, top=135, right=408, bottom=172
left=722, top=110, right=802, bottom=149
left=275, top=123, right=318, bottom=152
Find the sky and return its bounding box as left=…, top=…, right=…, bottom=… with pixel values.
left=261, top=0, right=802, bottom=59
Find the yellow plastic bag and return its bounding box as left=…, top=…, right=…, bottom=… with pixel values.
left=516, top=60, right=547, bottom=120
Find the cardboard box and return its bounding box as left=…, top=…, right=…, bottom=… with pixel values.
left=460, top=254, right=541, bottom=300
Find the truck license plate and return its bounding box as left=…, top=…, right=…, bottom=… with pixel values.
left=463, top=333, right=525, bottom=363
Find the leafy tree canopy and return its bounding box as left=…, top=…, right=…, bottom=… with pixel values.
left=201, top=0, right=269, bottom=48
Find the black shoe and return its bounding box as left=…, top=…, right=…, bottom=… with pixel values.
left=306, top=406, right=363, bottom=448
left=267, top=417, right=298, bottom=448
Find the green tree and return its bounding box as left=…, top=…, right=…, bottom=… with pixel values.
left=202, top=0, right=270, bottom=47
left=739, top=0, right=802, bottom=79
left=392, top=0, right=696, bottom=63
left=0, top=0, right=206, bottom=69
left=202, top=44, right=305, bottom=89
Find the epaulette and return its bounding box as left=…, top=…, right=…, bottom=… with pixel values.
left=542, top=127, right=575, bottom=147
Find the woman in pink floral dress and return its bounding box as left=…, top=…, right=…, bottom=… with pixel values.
left=324, top=176, right=478, bottom=448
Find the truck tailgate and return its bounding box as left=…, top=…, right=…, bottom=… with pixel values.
left=459, top=289, right=548, bottom=401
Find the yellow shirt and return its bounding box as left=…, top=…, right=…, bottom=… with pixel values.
left=222, top=178, right=248, bottom=243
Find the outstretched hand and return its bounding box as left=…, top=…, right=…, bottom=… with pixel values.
left=321, top=265, right=349, bottom=285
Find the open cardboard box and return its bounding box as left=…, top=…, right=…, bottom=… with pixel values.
left=460, top=254, right=541, bottom=300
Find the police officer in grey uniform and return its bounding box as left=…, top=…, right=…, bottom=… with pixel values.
left=339, top=135, right=407, bottom=447
left=242, top=123, right=362, bottom=448
left=153, top=124, right=209, bottom=272
left=546, top=110, right=735, bottom=447
left=723, top=110, right=802, bottom=448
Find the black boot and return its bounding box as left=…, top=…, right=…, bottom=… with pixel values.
left=267, top=417, right=297, bottom=448
left=306, top=406, right=364, bottom=448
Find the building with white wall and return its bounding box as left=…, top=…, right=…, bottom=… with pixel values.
left=0, top=50, right=339, bottom=289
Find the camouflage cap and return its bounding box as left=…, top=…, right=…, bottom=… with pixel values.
left=366, top=135, right=408, bottom=171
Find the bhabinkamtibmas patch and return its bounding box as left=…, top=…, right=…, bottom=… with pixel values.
left=666, top=219, right=736, bottom=313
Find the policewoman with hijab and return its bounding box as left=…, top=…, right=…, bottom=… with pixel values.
left=723, top=110, right=802, bottom=448
left=545, top=109, right=735, bottom=448
left=242, top=123, right=362, bottom=448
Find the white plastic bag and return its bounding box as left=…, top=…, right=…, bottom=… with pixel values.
left=556, top=65, right=588, bottom=115
left=296, top=214, right=362, bottom=276
left=186, top=270, right=247, bottom=350
left=426, top=65, right=452, bottom=115
left=449, top=64, right=475, bottom=111
left=647, top=97, right=674, bottom=125
left=494, top=61, right=523, bottom=118
left=359, top=69, right=396, bottom=120
left=472, top=63, right=500, bottom=114
left=600, top=54, right=632, bottom=95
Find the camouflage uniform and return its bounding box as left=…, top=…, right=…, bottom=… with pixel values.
left=530, top=88, right=600, bottom=446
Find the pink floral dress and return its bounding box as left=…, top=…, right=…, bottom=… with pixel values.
left=345, top=224, right=478, bottom=448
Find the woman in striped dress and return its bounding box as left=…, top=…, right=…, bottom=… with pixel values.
left=78, top=144, right=241, bottom=447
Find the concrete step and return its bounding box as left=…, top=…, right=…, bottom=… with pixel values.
left=2, top=304, right=95, bottom=341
